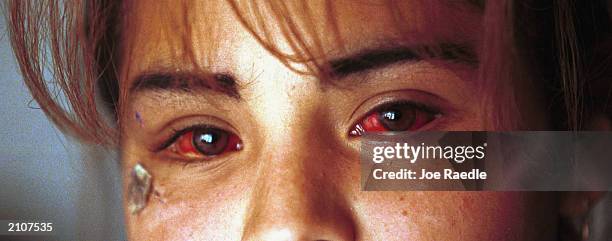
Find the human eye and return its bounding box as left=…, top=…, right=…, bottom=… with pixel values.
left=158, top=124, right=243, bottom=161
left=349, top=100, right=442, bottom=137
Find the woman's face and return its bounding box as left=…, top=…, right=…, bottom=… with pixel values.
left=119, top=0, right=557, bottom=240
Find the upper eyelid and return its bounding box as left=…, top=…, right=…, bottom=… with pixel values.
left=346, top=89, right=448, bottom=125
left=371, top=100, right=442, bottom=115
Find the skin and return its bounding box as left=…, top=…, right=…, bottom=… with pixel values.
left=118, top=0, right=574, bottom=240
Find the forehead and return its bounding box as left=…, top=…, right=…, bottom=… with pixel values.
left=120, top=0, right=482, bottom=86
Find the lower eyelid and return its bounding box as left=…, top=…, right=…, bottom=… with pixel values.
left=160, top=146, right=216, bottom=163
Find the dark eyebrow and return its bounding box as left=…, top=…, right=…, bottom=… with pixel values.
left=129, top=71, right=240, bottom=99
left=328, top=43, right=478, bottom=78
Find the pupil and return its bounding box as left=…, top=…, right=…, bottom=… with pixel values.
left=382, top=110, right=400, bottom=121
left=193, top=128, right=229, bottom=155
left=377, top=104, right=415, bottom=131
left=200, top=133, right=215, bottom=144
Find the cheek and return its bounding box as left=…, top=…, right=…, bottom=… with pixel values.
left=124, top=166, right=254, bottom=241
left=126, top=182, right=247, bottom=240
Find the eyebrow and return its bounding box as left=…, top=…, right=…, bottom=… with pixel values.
left=129, top=43, right=477, bottom=97
left=130, top=72, right=240, bottom=99
left=328, top=42, right=478, bottom=78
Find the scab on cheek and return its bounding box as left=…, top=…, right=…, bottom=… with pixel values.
left=128, top=163, right=153, bottom=214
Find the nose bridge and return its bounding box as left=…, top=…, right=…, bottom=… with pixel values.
left=241, top=107, right=355, bottom=241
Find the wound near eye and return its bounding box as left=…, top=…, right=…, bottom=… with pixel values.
left=128, top=163, right=152, bottom=214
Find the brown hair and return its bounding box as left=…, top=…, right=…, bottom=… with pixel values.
left=4, top=0, right=121, bottom=144
left=3, top=0, right=611, bottom=146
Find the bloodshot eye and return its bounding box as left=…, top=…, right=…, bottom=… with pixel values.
left=349, top=102, right=440, bottom=137
left=168, top=126, right=242, bottom=160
